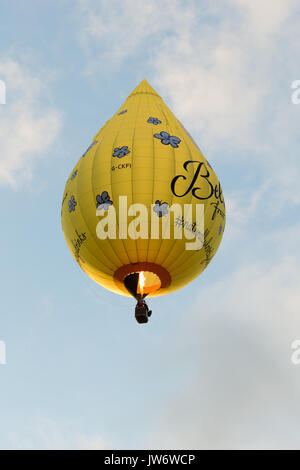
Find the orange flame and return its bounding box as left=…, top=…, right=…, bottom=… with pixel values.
left=138, top=271, right=146, bottom=296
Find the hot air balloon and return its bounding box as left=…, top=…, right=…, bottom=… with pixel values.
left=61, top=79, right=225, bottom=323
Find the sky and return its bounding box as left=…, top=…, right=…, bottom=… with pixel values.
left=0, top=0, right=300, bottom=450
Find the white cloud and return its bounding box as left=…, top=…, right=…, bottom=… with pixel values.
left=77, top=0, right=197, bottom=64
left=75, top=0, right=300, bottom=167
left=151, top=0, right=300, bottom=153
left=6, top=417, right=107, bottom=450
left=231, top=0, right=298, bottom=36
left=145, top=249, right=300, bottom=449
left=0, top=60, right=62, bottom=187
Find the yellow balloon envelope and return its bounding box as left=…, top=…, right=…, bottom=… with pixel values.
left=61, top=79, right=225, bottom=299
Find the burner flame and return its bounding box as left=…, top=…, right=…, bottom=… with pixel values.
left=138, top=271, right=146, bottom=296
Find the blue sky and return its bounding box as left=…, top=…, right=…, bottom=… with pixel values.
left=0, top=0, right=300, bottom=449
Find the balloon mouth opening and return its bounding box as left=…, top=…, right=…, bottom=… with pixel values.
left=124, top=271, right=161, bottom=300
left=113, top=262, right=171, bottom=298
